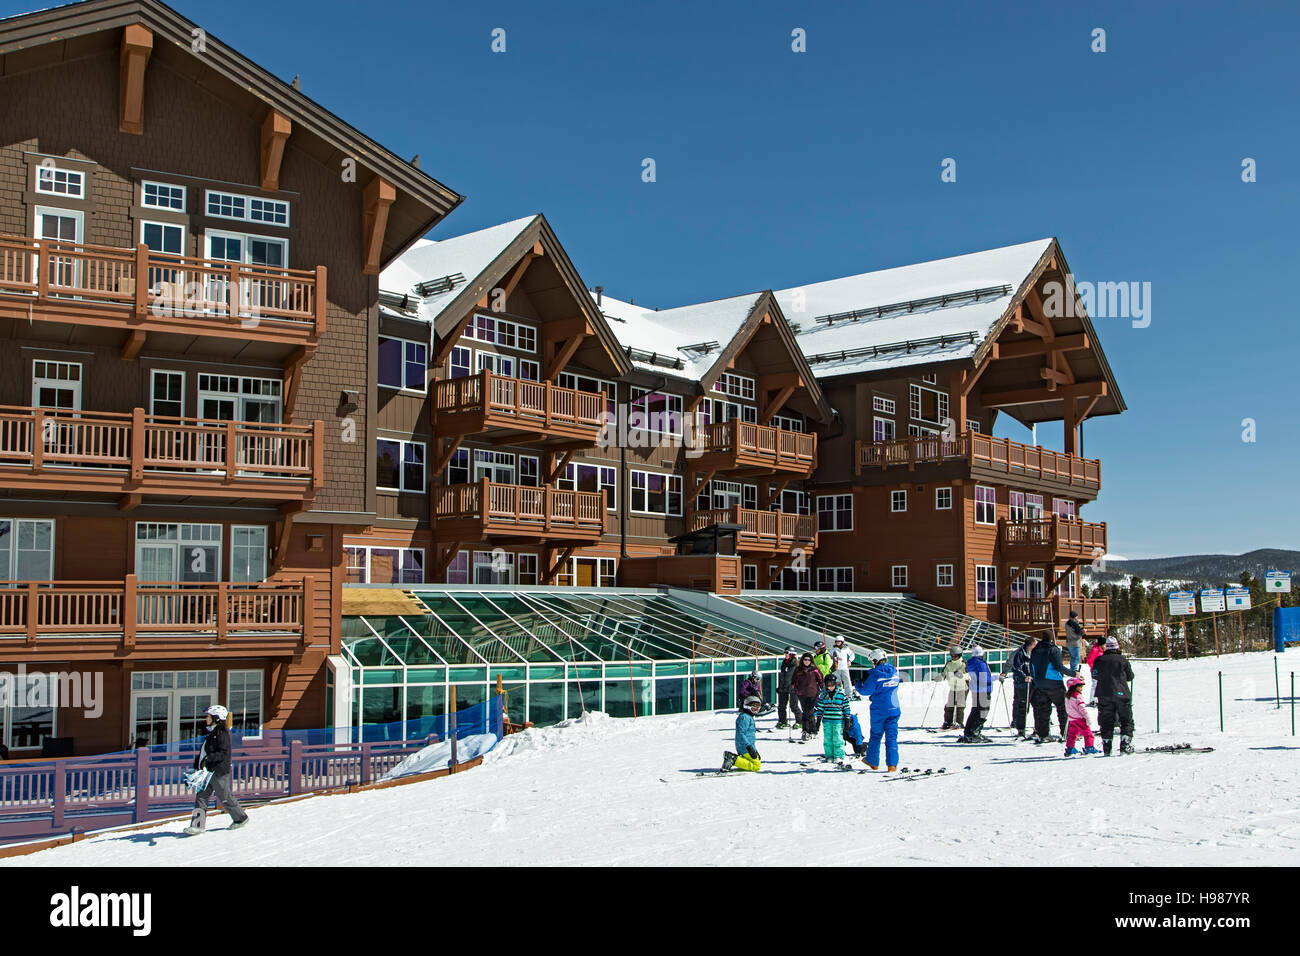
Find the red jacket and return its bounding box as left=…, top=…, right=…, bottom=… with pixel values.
left=791, top=664, right=823, bottom=697
left=1085, top=644, right=1105, bottom=671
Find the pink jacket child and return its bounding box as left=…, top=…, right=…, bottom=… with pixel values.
left=1064, top=678, right=1097, bottom=755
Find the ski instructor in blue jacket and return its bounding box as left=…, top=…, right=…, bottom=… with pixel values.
left=860, top=648, right=902, bottom=772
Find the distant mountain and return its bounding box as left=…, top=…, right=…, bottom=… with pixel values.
left=1084, top=549, right=1299, bottom=589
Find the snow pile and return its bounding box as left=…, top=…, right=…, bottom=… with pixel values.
left=379, top=733, right=498, bottom=782
left=6, top=648, right=1299, bottom=867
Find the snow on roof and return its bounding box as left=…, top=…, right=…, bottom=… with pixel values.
left=596, top=291, right=764, bottom=379
left=775, top=238, right=1053, bottom=377
left=379, top=215, right=539, bottom=325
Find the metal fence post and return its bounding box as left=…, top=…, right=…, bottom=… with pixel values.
left=288, top=739, right=303, bottom=796
left=133, top=747, right=151, bottom=823
left=359, top=742, right=371, bottom=786
left=52, top=760, right=66, bottom=830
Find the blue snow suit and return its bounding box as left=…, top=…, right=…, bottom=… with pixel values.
left=734, top=710, right=758, bottom=758
left=844, top=713, right=866, bottom=755
left=861, top=662, right=902, bottom=768
left=965, top=656, right=994, bottom=708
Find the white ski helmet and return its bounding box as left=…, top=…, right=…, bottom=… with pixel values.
left=970, top=646, right=985, bottom=659
left=869, top=648, right=887, bottom=663
left=742, top=695, right=761, bottom=712
left=833, top=635, right=846, bottom=645
left=204, top=704, right=229, bottom=722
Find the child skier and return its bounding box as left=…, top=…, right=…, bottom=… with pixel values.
left=814, top=674, right=852, bottom=763
left=860, top=648, right=902, bottom=771
left=1063, top=677, right=1099, bottom=756
left=722, top=695, right=763, bottom=772
left=844, top=710, right=867, bottom=757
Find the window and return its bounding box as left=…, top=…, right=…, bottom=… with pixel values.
left=936, top=564, right=954, bottom=588
left=777, top=489, right=810, bottom=515
left=197, top=374, right=281, bottom=423
left=344, top=546, right=424, bottom=584
left=1008, top=490, right=1025, bottom=522
left=1053, top=498, right=1077, bottom=519
left=921, top=373, right=937, bottom=385
left=35, top=165, right=84, bottom=198
left=134, top=523, right=220, bottom=582
left=1025, top=493, right=1045, bottom=518
left=32, top=360, right=81, bottom=410
left=228, top=670, right=263, bottom=739
left=206, top=190, right=289, bottom=226
left=631, top=471, right=682, bottom=516
left=891, top=490, right=907, bottom=512
left=817, top=567, right=853, bottom=592
left=967, top=418, right=980, bottom=435
left=709, top=398, right=758, bottom=425
left=142, top=181, right=185, bottom=211
left=873, top=417, right=896, bottom=442
left=935, top=487, right=953, bottom=510
left=149, top=370, right=184, bottom=418
left=872, top=396, right=895, bottom=415
left=378, top=336, right=428, bottom=392
left=712, top=371, right=756, bottom=401
left=206, top=231, right=287, bottom=276
left=473, top=550, right=514, bottom=585
left=771, top=413, right=803, bottom=432
left=445, top=551, right=469, bottom=585
left=1010, top=568, right=1045, bottom=600
left=2, top=670, right=55, bottom=751
left=817, top=494, right=853, bottom=532
left=377, top=438, right=425, bottom=493
left=974, top=486, right=996, bottom=525
left=742, top=565, right=757, bottom=590
left=976, top=565, right=997, bottom=604
left=519, top=455, right=540, bottom=487
left=909, top=383, right=949, bottom=425
left=0, top=519, right=55, bottom=581
left=518, top=553, right=539, bottom=586
left=556, top=557, right=616, bottom=588
left=463, top=313, right=538, bottom=352
left=891, top=565, right=908, bottom=588
left=630, top=389, right=683, bottom=439
left=230, top=526, right=268, bottom=582
left=770, top=566, right=810, bottom=591
left=908, top=424, right=940, bottom=437
left=1056, top=571, right=1078, bottom=599
left=560, top=463, right=616, bottom=510
left=700, top=479, right=755, bottom=512
left=141, top=220, right=184, bottom=256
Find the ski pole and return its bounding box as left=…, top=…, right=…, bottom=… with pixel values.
left=1291, top=673, right=1295, bottom=737
left=1218, top=671, right=1224, bottom=733
left=1155, top=667, right=1160, bottom=735
left=921, top=679, right=939, bottom=728
left=1276, top=656, right=1281, bottom=710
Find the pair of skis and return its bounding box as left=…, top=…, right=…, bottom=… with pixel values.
left=857, top=765, right=972, bottom=781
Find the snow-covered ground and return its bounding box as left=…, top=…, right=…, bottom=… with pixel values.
left=7, top=648, right=1300, bottom=866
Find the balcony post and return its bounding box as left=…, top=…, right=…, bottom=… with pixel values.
left=31, top=408, right=43, bottom=472
left=301, top=575, right=314, bottom=646
left=130, top=407, right=146, bottom=482
left=224, top=420, right=238, bottom=480
left=123, top=574, right=137, bottom=647
left=480, top=476, right=490, bottom=522
left=311, top=420, right=325, bottom=491
left=229, top=261, right=242, bottom=323
left=544, top=381, right=552, bottom=429
left=36, top=239, right=49, bottom=300
left=313, top=265, right=327, bottom=337
left=24, top=581, right=39, bottom=645
left=216, top=581, right=228, bottom=642
left=134, top=244, right=149, bottom=317
left=544, top=484, right=553, bottom=533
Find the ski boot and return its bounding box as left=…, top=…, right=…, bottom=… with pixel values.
left=1083, top=746, right=1099, bottom=755
left=1031, top=734, right=1045, bottom=745
left=775, top=721, right=788, bottom=730
left=182, top=825, right=204, bottom=836
left=1120, top=735, right=1134, bottom=755
left=974, top=732, right=992, bottom=743
left=863, top=762, right=878, bottom=770
left=1103, top=740, right=1113, bottom=756
left=721, top=751, right=737, bottom=772
left=1063, top=747, right=1079, bottom=756
left=886, top=765, right=898, bottom=772
left=228, top=819, right=248, bottom=830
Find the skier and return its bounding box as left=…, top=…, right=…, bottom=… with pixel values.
left=814, top=673, right=852, bottom=763
left=831, top=635, right=857, bottom=700
left=860, top=648, right=901, bottom=772
left=738, top=669, right=761, bottom=703
left=1092, top=636, right=1136, bottom=755
left=1063, top=677, right=1098, bottom=756
left=776, top=647, right=801, bottom=729
left=1084, top=636, right=1106, bottom=706
left=1064, top=610, right=1086, bottom=672
left=938, top=646, right=968, bottom=729
left=1001, top=633, right=1037, bottom=738
left=1029, top=630, right=1076, bottom=743
left=959, top=646, right=993, bottom=743
left=183, top=704, right=248, bottom=835
left=812, top=641, right=832, bottom=678
left=722, top=695, right=763, bottom=772
left=844, top=710, right=867, bottom=757
left=791, top=652, right=823, bottom=741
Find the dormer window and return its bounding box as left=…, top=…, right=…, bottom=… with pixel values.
left=35, top=165, right=84, bottom=198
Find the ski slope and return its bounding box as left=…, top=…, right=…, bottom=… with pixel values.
left=7, top=648, right=1299, bottom=866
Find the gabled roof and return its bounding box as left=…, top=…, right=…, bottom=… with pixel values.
left=381, top=214, right=632, bottom=377
left=0, top=0, right=462, bottom=264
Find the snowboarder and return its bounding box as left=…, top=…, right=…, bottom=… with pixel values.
left=1092, top=636, right=1136, bottom=755
left=722, top=696, right=763, bottom=772
left=1065, top=610, right=1086, bottom=672
left=183, top=704, right=248, bottom=835
left=938, top=647, right=968, bottom=729
left=1063, top=677, right=1098, bottom=756
left=776, top=647, right=800, bottom=729
left=1001, top=633, right=1037, bottom=738
left=1084, top=636, right=1106, bottom=706
left=860, top=648, right=901, bottom=771
left=959, top=646, right=993, bottom=743
left=814, top=673, right=851, bottom=762
left=1029, top=630, right=1076, bottom=743
left=792, top=652, right=823, bottom=741
left=812, top=641, right=832, bottom=678
left=831, top=635, right=857, bottom=700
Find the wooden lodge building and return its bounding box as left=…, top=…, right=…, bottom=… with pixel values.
left=0, top=0, right=1126, bottom=757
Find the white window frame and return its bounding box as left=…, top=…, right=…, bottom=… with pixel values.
left=376, top=437, right=426, bottom=493
left=141, top=180, right=186, bottom=211
left=343, top=545, right=425, bottom=584
left=227, top=669, right=264, bottom=741
left=712, top=371, right=756, bottom=401
left=935, top=486, right=953, bottom=510
left=35, top=165, right=85, bottom=198
left=205, top=189, right=290, bottom=227
left=909, top=383, right=949, bottom=425
left=817, top=567, right=853, bottom=592
left=149, top=369, right=185, bottom=418
left=872, top=395, right=895, bottom=415
left=204, top=228, right=289, bottom=269
left=0, top=518, right=56, bottom=581
left=873, top=416, right=896, bottom=442
left=473, top=550, right=515, bottom=585
left=133, top=522, right=221, bottom=583
left=378, top=334, right=429, bottom=394
left=2, top=671, right=56, bottom=752
left=630, top=470, right=682, bottom=516
left=891, top=565, right=909, bottom=588
left=976, top=564, right=998, bottom=605
left=139, top=219, right=185, bottom=256
left=771, top=413, right=803, bottom=432
left=974, top=485, right=997, bottom=525
left=742, top=565, right=757, bottom=590
left=518, top=553, right=539, bottom=586
left=891, top=489, right=907, bottom=512
left=817, top=493, right=853, bottom=532
left=1008, top=490, right=1026, bottom=522
left=463, top=313, right=538, bottom=353
left=629, top=388, right=684, bottom=439
left=559, top=463, right=617, bottom=511
left=230, top=525, right=268, bottom=582
left=936, top=564, right=954, bottom=588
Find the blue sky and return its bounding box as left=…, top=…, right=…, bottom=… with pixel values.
left=10, top=0, right=1297, bottom=558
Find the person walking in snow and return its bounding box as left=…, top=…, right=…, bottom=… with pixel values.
left=776, top=647, right=801, bottom=729
left=1092, top=636, right=1136, bottom=756
left=791, top=652, right=823, bottom=741
left=938, top=647, right=968, bottom=729
left=1084, top=636, right=1106, bottom=706
left=184, top=704, right=248, bottom=835
left=723, top=696, right=763, bottom=772
left=814, top=673, right=852, bottom=762
left=959, top=646, right=994, bottom=743
left=1029, top=630, right=1077, bottom=743
left=1065, top=610, right=1086, bottom=672
left=812, top=641, right=832, bottom=678
left=1063, top=678, right=1098, bottom=756
left=831, top=635, right=857, bottom=700
left=860, top=648, right=902, bottom=771
left=1001, top=633, right=1037, bottom=738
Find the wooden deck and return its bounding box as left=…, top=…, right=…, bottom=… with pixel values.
left=432, top=372, right=607, bottom=444
left=1000, top=516, right=1108, bottom=561
left=855, top=431, right=1100, bottom=493
left=688, top=506, right=817, bottom=553
left=693, top=419, right=816, bottom=477
left=432, top=480, right=606, bottom=542
left=1006, top=596, right=1110, bottom=637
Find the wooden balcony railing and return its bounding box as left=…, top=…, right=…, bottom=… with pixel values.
left=856, top=431, right=1100, bottom=489
left=433, top=371, right=607, bottom=437
left=695, top=419, right=816, bottom=473
left=432, top=479, right=606, bottom=537
left=0, top=406, right=322, bottom=500
left=0, top=235, right=324, bottom=344
left=689, top=506, right=817, bottom=552
left=1006, top=596, right=1110, bottom=634
left=1000, top=515, right=1108, bottom=559
left=0, top=575, right=310, bottom=647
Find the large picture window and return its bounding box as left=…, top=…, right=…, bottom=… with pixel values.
left=817, top=494, right=853, bottom=532
left=629, top=389, right=683, bottom=439
left=817, top=567, right=853, bottom=592
left=909, top=383, right=949, bottom=425
left=631, top=471, right=682, bottom=516
left=377, top=439, right=426, bottom=493
left=974, top=485, right=996, bottom=525
left=134, top=523, right=221, bottom=582
left=378, top=336, right=428, bottom=392
left=560, top=463, right=616, bottom=510
left=463, top=313, right=537, bottom=352
left=344, top=546, right=424, bottom=584
left=0, top=519, right=55, bottom=581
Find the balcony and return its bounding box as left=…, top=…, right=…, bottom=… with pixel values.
left=0, top=406, right=322, bottom=503
left=0, top=235, right=324, bottom=354
left=433, top=371, right=607, bottom=446
left=693, top=419, right=817, bottom=478
left=1006, top=596, right=1110, bottom=637
left=688, top=506, right=817, bottom=554
left=855, top=431, right=1100, bottom=496
left=0, top=575, right=313, bottom=662
left=999, top=516, right=1108, bottom=563
left=432, top=480, right=606, bottom=542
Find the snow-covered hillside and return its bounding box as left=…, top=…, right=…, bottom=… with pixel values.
left=7, top=649, right=1299, bottom=866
